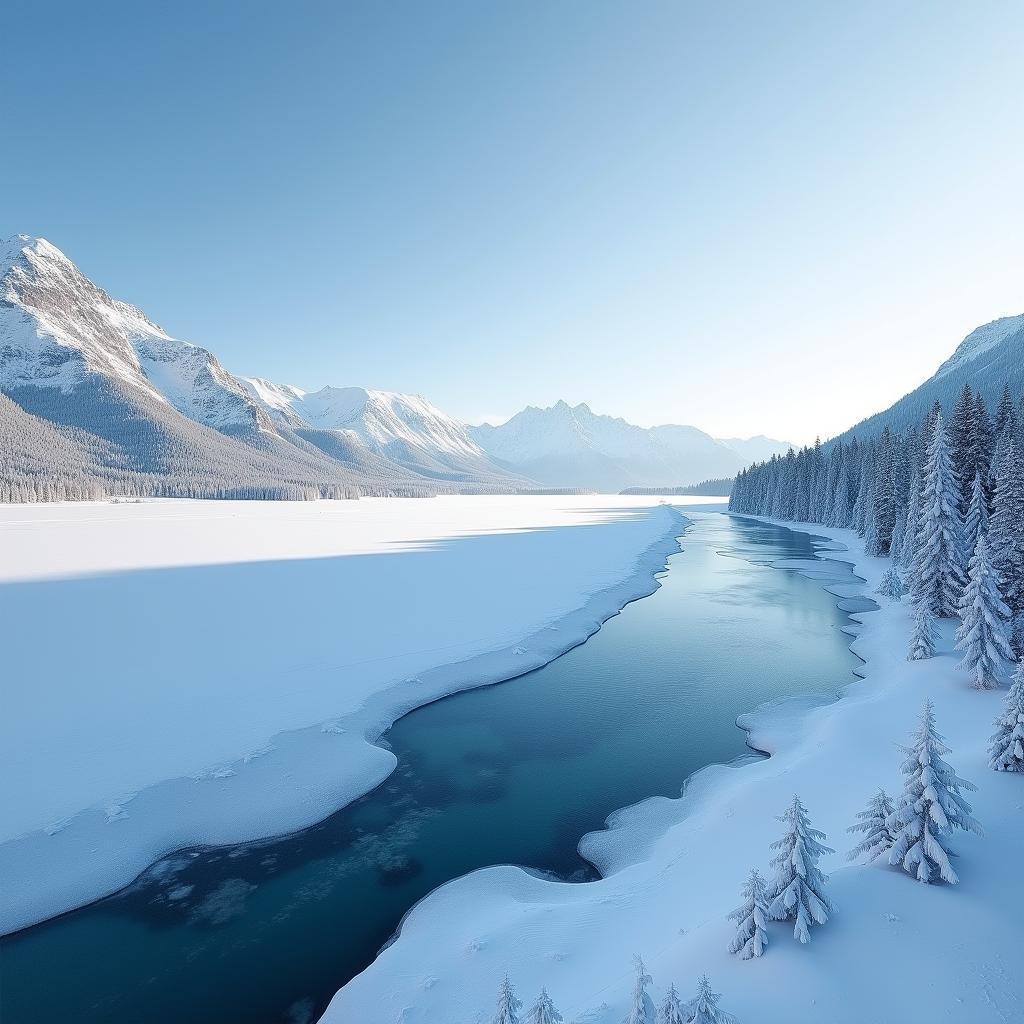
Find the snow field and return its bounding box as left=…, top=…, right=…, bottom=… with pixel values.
left=0, top=495, right=704, bottom=933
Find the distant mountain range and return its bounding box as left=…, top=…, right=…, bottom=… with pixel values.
left=0, top=235, right=786, bottom=499
left=470, top=402, right=792, bottom=491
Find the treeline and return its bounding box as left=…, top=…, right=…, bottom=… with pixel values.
left=621, top=477, right=734, bottom=497
left=0, top=475, right=461, bottom=504
left=731, top=381, right=1024, bottom=659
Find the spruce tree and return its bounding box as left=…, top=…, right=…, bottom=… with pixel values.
left=888, top=702, right=983, bottom=884
left=657, top=984, right=688, bottom=1024
left=492, top=977, right=522, bottom=1024
left=888, top=502, right=908, bottom=570
left=872, top=426, right=899, bottom=553
left=877, top=566, right=906, bottom=601
left=974, top=392, right=994, bottom=494
left=831, top=460, right=851, bottom=528
left=685, top=976, right=736, bottom=1024
left=524, top=988, right=563, bottom=1024
left=910, top=412, right=965, bottom=618
left=863, top=484, right=882, bottom=555
left=767, top=795, right=833, bottom=943
left=846, top=789, right=896, bottom=862
left=989, top=439, right=1024, bottom=619
left=727, top=868, right=768, bottom=959
left=624, top=956, right=653, bottom=1024
left=908, top=598, right=938, bottom=661
left=962, top=470, right=989, bottom=564
left=949, top=382, right=979, bottom=512
left=852, top=455, right=873, bottom=537
left=994, top=382, right=1017, bottom=438
left=990, top=662, right=1024, bottom=772
left=955, top=534, right=1013, bottom=690
left=892, top=470, right=921, bottom=568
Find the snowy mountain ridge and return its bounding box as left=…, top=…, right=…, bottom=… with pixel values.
left=932, top=313, right=1024, bottom=379
left=471, top=400, right=792, bottom=490
left=839, top=311, right=1024, bottom=443
left=0, top=234, right=787, bottom=496
left=1, top=235, right=270, bottom=434
left=243, top=381, right=487, bottom=459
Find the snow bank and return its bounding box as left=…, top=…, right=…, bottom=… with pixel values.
left=323, top=516, right=1022, bottom=1024
left=0, top=495, right=703, bottom=934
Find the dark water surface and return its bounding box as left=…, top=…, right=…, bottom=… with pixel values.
left=1, top=513, right=869, bottom=1024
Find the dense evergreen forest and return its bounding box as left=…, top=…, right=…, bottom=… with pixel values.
left=731, top=383, right=1024, bottom=663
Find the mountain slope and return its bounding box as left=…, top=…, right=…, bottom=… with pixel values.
left=471, top=401, right=789, bottom=490
left=241, top=381, right=518, bottom=484
left=838, top=314, right=1024, bottom=443
left=0, top=236, right=524, bottom=497
left=0, top=236, right=272, bottom=435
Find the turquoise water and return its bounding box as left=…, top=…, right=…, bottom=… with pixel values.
left=0, top=513, right=869, bottom=1024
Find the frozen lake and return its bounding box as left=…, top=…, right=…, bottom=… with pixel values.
left=1, top=513, right=867, bottom=1024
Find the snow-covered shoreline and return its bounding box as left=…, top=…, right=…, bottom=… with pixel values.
left=0, top=496, right=697, bottom=935
left=324, top=515, right=1021, bottom=1024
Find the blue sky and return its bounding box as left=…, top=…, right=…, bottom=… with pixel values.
left=5, top=1, right=1023, bottom=442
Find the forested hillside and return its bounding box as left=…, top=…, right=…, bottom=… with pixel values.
left=732, top=380, right=1024, bottom=660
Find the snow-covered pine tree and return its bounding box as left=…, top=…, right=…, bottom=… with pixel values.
left=892, top=470, right=922, bottom=568
left=524, top=988, right=563, bottom=1024
left=990, top=661, right=1024, bottom=772
left=877, top=566, right=906, bottom=601
left=989, top=439, right=1024, bottom=622
left=955, top=533, right=1014, bottom=690
left=908, top=597, right=938, bottom=661
left=950, top=382, right=979, bottom=513
left=888, top=701, right=983, bottom=884
left=910, top=411, right=965, bottom=618
left=994, top=382, right=1017, bottom=439
left=852, top=453, right=873, bottom=537
left=492, top=977, right=522, bottom=1024
left=889, top=504, right=908, bottom=571
left=685, top=976, right=737, bottom=1024
left=988, top=423, right=1014, bottom=497
left=963, top=470, right=989, bottom=564
left=974, top=392, right=994, bottom=495
left=872, top=426, right=899, bottom=554
left=727, top=868, right=768, bottom=959
left=766, top=795, right=834, bottom=943
left=624, top=956, right=654, bottom=1024
left=821, top=448, right=840, bottom=526
left=830, top=458, right=851, bottom=528
left=846, top=789, right=896, bottom=862
left=863, top=483, right=882, bottom=555
left=845, top=437, right=862, bottom=518
left=657, top=984, right=687, bottom=1024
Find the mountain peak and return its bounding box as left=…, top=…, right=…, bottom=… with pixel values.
left=2, top=235, right=71, bottom=282
left=469, top=401, right=793, bottom=489
left=933, top=314, right=1024, bottom=380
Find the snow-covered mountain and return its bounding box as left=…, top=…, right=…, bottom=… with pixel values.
left=471, top=401, right=791, bottom=491
left=932, top=314, right=1024, bottom=381
left=839, top=313, right=1024, bottom=443
left=0, top=236, right=522, bottom=497
left=0, top=236, right=270, bottom=434
left=0, top=234, right=792, bottom=499
left=241, top=381, right=507, bottom=482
